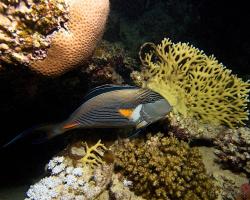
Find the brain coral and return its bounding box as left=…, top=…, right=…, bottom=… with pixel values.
left=113, top=133, right=219, bottom=200
left=0, top=0, right=110, bottom=76
left=133, top=38, right=250, bottom=128
left=30, top=0, right=110, bottom=76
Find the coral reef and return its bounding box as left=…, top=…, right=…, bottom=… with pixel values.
left=113, top=133, right=219, bottom=200
left=132, top=38, right=250, bottom=128
left=26, top=140, right=111, bottom=200
left=107, top=174, right=145, bottom=200
left=0, top=0, right=68, bottom=66
left=26, top=156, right=113, bottom=200
left=199, top=146, right=248, bottom=200
left=166, top=110, right=226, bottom=141
left=25, top=140, right=145, bottom=200
left=82, top=40, right=138, bottom=87
left=1, top=0, right=110, bottom=76
left=213, top=173, right=243, bottom=200
left=214, top=127, right=250, bottom=174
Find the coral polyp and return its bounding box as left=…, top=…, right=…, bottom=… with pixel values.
left=133, top=38, right=250, bottom=128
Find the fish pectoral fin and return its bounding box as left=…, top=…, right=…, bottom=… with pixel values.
left=118, top=108, right=134, bottom=119
left=63, top=122, right=79, bottom=130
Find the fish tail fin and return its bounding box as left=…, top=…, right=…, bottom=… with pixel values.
left=31, top=124, right=64, bottom=144
left=2, top=123, right=64, bottom=147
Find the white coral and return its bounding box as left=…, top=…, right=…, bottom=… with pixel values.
left=64, top=174, right=77, bottom=186
left=26, top=176, right=62, bottom=200
left=26, top=152, right=112, bottom=200
left=47, top=156, right=66, bottom=175
left=72, top=167, right=83, bottom=176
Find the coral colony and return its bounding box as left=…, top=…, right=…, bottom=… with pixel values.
left=0, top=0, right=110, bottom=76
left=0, top=0, right=68, bottom=65
left=113, top=133, right=219, bottom=200
left=133, top=38, right=250, bottom=128
left=25, top=141, right=112, bottom=200
left=25, top=140, right=144, bottom=200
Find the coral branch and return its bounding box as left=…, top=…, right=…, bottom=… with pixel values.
left=79, top=140, right=107, bottom=168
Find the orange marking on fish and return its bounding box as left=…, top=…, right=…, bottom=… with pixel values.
left=63, top=123, right=79, bottom=129
left=118, top=108, right=134, bottom=118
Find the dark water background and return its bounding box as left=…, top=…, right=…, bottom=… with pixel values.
left=0, top=0, right=249, bottom=199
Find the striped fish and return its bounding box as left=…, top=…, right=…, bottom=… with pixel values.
left=3, top=84, right=172, bottom=147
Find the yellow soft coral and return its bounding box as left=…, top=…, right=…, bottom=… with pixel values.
left=136, top=38, right=250, bottom=128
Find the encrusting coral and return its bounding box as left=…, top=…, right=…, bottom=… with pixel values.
left=0, top=0, right=68, bottom=66
left=214, top=127, right=250, bottom=175
left=1, top=0, right=110, bottom=76
left=132, top=38, right=250, bottom=128
left=82, top=40, right=138, bottom=87
left=113, top=133, right=219, bottom=200
left=166, top=111, right=226, bottom=141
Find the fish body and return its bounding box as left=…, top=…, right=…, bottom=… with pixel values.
left=53, top=84, right=171, bottom=136
left=3, top=85, right=172, bottom=146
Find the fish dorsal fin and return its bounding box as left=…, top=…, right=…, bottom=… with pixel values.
left=83, top=84, right=139, bottom=102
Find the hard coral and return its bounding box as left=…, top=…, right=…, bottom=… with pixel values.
left=0, top=0, right=68, bottom=66
left=26, top=141, right=112, bottom=200
left=26, top=140, right=145, bottom=200
left=113, top=133, right=219, bottom=200
left=133, top=38, right=250, bottom=128
left=214, top=127, right=250, bottom=174
left=82, top=40, right=138, bottom=87
left=30, top=0, right=110, bottom=76
left=1, top=0, right=110, bottom=76
left=166, top=111, right=226, bottom=140
left=26, top=155, right=113, bottom=200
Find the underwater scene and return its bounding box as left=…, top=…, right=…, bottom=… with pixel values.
left=0, top=0, right=250, bottom=199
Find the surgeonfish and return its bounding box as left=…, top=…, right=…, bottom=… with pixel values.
left=3, top=84, right=172, bottom=147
